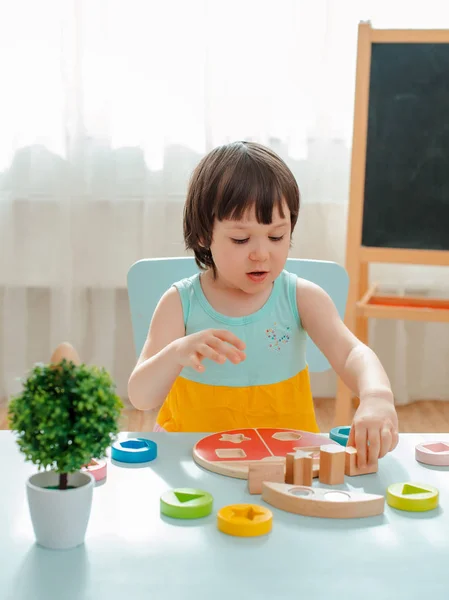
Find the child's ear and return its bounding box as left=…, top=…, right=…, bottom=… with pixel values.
left=198, top=236, right=211, bottom=249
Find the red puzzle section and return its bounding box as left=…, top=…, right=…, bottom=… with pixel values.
left=257, top=428, right=333, bottom=456
left=194, top=428, right=337, bottom=463
left=194, top=429, right=269, bottom=462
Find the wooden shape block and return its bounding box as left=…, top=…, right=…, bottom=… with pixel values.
left=292, top=446, right=321, bottom=474
left=344, top=446, right=378, bottom=476
left=285, top=452, right=295, bottom=483
left=415, top=442, right=449, bottom=466
left=386, top=482, right=439, bottom=512
left=248, top=461, right=284, bottom=494
left=261, top=482, right=385, bottom=519
left=286, top=451, right=313, bottom=486
left=293, top=447, right=320, bottom=479
left=292, top=445, right=321, bottom=458
left=319, top=444, right=345, bottom=485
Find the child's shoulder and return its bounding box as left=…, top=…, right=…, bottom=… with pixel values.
left=279, top=269, right=333, bottom=314
left=289, top=271, right=328, bottom=298
left=171, top=271, right=200, bottom=289
left=164, top=272, right=201, bottom=326
left=282, top=269, right=325, bottom=293
left=290, top=272, right=337, bottom=321
left=280, top=268, right=321, bottom=298
left=155, top=273, right=199, bottom=308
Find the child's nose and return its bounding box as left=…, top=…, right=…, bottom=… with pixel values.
left=249, top=243, right=269, bottom=262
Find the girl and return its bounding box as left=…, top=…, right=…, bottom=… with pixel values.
left=128, top=141, right=398, bottom=467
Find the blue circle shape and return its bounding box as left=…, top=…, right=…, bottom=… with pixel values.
left=111, top=438, right=157, bottom=463
left=329, top=426, right=351, bottom=447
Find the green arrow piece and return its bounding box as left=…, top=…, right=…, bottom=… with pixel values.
left=402, top=484, right=431, bottom=495
left=160, top=488, right=213, bottom=519
left=173, top=491, right=204, bottom=503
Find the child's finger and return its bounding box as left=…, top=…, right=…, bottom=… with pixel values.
left=190, top=353, right=205, bottom=372
left=354, top=426, right=368, bottom=468
left=347, top=426, right=355, bottom=447
left=209, top=338, right=245, bottom=364
left=197, top=343, right=226, bottom=364
left=212, top=329, right=246, bottom=351
left=391, top=429, right=399, bottom=450
left=367, top=428, right=381, bottom=464
left=379, top=427, right=392, bottom=458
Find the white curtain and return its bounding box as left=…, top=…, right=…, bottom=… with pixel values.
left=1, top=0, right=449, bottom=404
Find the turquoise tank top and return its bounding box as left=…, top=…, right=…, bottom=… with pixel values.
left=174, top=269, right=308, bottom=385
left=155, top=269, right=319, bottom=432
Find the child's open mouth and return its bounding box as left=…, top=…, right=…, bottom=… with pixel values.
left=247, top=271, right=268, bottom=282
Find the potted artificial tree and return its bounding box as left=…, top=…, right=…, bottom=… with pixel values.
left=8, top=343, right=123, bottom=550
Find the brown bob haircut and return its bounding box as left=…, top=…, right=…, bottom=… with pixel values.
left=184, top=141, right=300, bottom=272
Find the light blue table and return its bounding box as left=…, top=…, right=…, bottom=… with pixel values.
left=1, top=431, right=448, bottom=599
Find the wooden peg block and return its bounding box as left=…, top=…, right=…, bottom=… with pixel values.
left=345, top=446, right=378, bottom=476
left=319, top=444, right=345, bottom=485
left=248, top=461, right=284, bottom=495
left=286, top=451, right=313, bottom=486
left=285, top=452, right=295, bottom=484
left=293, top=446, right=321, bottom=478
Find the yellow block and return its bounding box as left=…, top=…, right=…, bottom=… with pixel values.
left=217, top=504, right=273, bottom=537
left=386, top=482, right=439, bottom=512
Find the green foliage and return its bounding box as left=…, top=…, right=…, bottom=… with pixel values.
left=8, top=360, right=123, bottom=476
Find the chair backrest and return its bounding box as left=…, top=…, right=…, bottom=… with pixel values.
left=127, top=257, right=348, bottom=372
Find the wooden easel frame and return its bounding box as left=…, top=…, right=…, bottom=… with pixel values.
left=334, top=22, right=449, bottom=426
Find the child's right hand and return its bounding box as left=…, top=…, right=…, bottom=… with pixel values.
left=174, top=329, right=246, bottom=372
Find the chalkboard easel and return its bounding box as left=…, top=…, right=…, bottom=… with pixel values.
left=335, top=22, right=449, bottom=425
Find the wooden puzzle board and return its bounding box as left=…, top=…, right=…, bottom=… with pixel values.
left=193, top=428, right=338, bottom=479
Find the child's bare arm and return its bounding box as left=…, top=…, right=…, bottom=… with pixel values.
left=296, top=279, right=391, bottom=398
left=128, top=288, right=246, bottom=411
left=296, top=278, right=398, bottom=464
left=128, top=287, right=186, bottom=411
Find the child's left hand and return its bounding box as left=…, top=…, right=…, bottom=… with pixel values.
left=347, top=394, right=399, bottom=468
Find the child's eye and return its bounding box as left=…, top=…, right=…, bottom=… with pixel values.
left=269, top=235, right=284, bottom=242
left=231, top=238, right=249, bottom=244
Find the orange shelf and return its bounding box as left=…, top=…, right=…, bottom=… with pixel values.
left=357, top=293, right=449, bottom=322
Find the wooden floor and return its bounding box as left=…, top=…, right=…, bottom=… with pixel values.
left=2, top=398, right=449, bottom=433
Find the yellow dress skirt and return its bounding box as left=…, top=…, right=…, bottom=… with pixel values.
left=154, top=366, right=320, bottom=433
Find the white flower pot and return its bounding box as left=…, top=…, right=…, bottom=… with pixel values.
left=26, top=470, right=94, bottom=550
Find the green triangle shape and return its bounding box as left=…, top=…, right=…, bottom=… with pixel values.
left=402, top=484, right=430, bottom=495
left=174, top=492, right=204, bottom=503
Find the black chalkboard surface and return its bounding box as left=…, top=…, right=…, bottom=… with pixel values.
left=362, top=43, right=449, bottom=250
left=337, top=24, right=449, bottom=428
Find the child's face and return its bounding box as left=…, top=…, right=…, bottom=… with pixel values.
left=210, top=201, right=291, bottom=293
